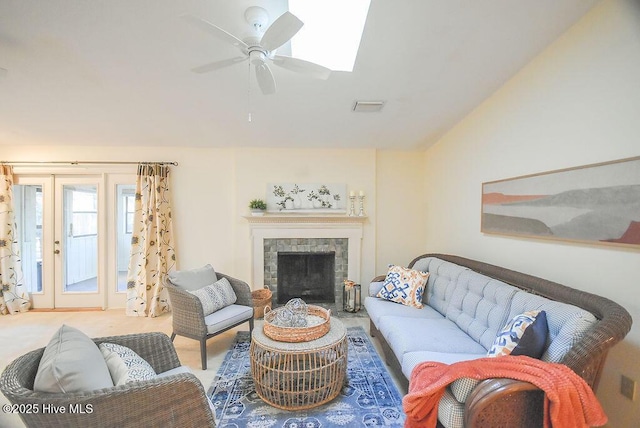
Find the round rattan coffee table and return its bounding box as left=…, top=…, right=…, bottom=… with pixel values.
left=250, top=317, right=348, bottom=410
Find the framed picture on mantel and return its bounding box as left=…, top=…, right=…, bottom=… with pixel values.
left=267, top=183, right=347, bottom=213
left=481, top=156, right=640, bottom=248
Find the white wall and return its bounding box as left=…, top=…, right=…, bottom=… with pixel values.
left=423, top=0, right=640, bottom=425
left=4, top=145, right=424, bottom=294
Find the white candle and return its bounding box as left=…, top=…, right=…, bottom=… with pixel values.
left=350, top=191, right=355, bottom=197
left=359, top=190, right=365, bottom=196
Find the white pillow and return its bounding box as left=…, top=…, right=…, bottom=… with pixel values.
left=99, top=342, right=157, bottom=386
left=169, top=264, right=217, bottom=292
left=34, top=325, right=114, bottom=393
left=190, top=277, right=237, bottom=316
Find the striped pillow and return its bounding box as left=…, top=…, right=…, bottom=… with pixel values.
left=190, top=277, right=237, bottom=316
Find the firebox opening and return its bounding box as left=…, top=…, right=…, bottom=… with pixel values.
left=277, top=252, right=335, bottom=304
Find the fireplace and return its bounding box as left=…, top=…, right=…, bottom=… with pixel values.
left=246, top=216, right=364, bottom=311
left=277, top=252, right=335, bottom=303
left=264, top=238, right=348, bottom=307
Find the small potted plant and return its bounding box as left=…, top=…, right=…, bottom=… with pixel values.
left=249, top=199, right=267, bottom=216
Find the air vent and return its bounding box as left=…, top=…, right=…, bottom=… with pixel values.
left=353, top=101, right=385, bottom=112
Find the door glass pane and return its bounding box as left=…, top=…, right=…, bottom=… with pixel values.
left=13, top=185, right=43, bottom=293
left=117, top=184, right=136, bottom=292
left=63, top=185, right=98, bottom=293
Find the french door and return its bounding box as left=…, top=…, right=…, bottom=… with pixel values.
left=13, top=173, right=135, bottom=309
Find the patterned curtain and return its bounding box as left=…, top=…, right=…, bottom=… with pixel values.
left=126, top=163, right=176, bottom=317
left=0, top=165, right=31, bottom=315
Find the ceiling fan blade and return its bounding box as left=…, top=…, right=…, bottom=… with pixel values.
left=191, top=57, right=247, bottom=74
left=272, top=55, right=331, bottom=80
left=181, top=14, right=248, bottom=51
left=260, top=12, right=303, bottom=52
left=255, top=62, right=276, bottom=95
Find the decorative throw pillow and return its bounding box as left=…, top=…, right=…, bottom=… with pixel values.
left=487, top=310, right=548, bottom=358
left=189, top=277, right=237, bottom=316
left=34, top=325, right=114, bottom=393
left=168, top=264, right=217, bottom=292
left=376, top=265, right=429, bottom=308
left=450, top=311, right=548, bottom=403
left=99, top=342, right=157, bottom=386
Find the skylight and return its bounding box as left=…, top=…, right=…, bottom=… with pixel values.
left=288, top=0, right=371, bottom=72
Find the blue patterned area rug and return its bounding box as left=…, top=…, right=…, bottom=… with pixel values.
left=207, top=326, right=406, bottom=427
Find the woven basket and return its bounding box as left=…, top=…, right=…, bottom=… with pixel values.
left=263, top=305, right=331, bottom=342
left=251, top=287, right=273, bottom=319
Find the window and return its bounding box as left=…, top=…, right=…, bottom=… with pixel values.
left=70, top=188, right=97, bottom=237
left=289, top=0, right=371, bottom=72
left=125, top=195, right=135, bottom=234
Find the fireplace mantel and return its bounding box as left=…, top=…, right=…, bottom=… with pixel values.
left=243, top=214, right=367, bottom=224
left=246, top=215, right=364, bottom=291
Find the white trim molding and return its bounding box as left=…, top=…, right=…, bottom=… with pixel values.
left=247, top=218, right=364, bottom=291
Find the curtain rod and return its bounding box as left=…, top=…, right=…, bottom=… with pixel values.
left=2, top=160, right=178, bottom=166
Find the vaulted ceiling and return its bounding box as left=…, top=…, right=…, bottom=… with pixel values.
left=0, top=0, right=600, bottom=149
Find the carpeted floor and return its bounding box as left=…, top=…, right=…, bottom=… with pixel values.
left=208, top=326, right=406, bottom=427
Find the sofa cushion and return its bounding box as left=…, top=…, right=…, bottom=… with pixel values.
left=401, top=351, right=484, bottom=379
left=205, top=304, right=253, bottom=334
left=377, top=265, right=429, bottom=308
left=444, top=270, right=518, bottom=350
left=507, top=291, right=596, bottom=362
left=379, top=316, right=487, bottom=363
left=99, top=342, right=157, bottom=385
left=34, top=325, right=114, bottom=393
left=364, top=296, right=444, bottom=326
left=422, top=258, right=469, bottom=315
left=438, top=388, right=466, bottom=428
left=487, top=310, right=548, bottom=358
left=189, top=277, right=237, bottom=316
left=169, top=264, right=217, bottom=292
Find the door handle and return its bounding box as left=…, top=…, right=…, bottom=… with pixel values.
left=54, top=249, right=60, bottom=254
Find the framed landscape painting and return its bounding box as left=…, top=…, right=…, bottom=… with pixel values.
left=481, top=156, right=640, bottom=248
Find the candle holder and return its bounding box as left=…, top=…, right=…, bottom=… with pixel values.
left=358, top=195, right=366, bottom=216
left=348, top=195, right=357, bottom=216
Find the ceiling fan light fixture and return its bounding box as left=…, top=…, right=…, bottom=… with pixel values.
left=353, top=100, right=385, bottom=112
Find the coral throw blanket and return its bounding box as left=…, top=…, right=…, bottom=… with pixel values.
left=403, top=355, right=607, bottom=428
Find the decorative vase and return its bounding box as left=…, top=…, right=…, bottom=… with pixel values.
left=293, top=195, right=302, bottom=209
left=312, top=199, right=322, bottom=208
left=251, top=210, right=265, bottom=216
left=285, top=199, right=294, bottom=210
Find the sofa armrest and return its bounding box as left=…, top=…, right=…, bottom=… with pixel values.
left=464, top=378, right=544, bottom=427
left=368, top=276, right=386, bottom=297
left=165, top=280, right=208, bottom=338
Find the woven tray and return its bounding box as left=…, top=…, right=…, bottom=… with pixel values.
left=263, top=305, right=331, bottom=343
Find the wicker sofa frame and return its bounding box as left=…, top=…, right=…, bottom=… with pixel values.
left=370, top=253, right=632, bottom=427
left=0, top=332, right=216, bottom=428
left=165, top=272, right=254, bottom=370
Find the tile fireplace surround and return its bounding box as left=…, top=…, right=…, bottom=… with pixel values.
left=246, top=215, right=365, bottom=309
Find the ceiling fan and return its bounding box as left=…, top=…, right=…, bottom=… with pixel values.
left=182, top=6, right=331, bottom=95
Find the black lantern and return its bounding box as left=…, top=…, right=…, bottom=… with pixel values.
left=343, top=280, right=361, bottom=313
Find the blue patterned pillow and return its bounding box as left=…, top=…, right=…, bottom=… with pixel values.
left=99, top=343, right=156, bottom=386
left=376, top=265, right=429, bottom=308
left=190, top=277, right=237, bottom=316
left=487, top=310, right=548, bottom=358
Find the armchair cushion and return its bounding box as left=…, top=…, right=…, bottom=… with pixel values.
left=205, top=304, right=254, bottom=334
left=169, top=264, right=218, bottom=292
left=33, top=325, right=114, bottom=393
left=190, top=277, right=237, bottom=316
left=99, top=342, right=157, bottom=385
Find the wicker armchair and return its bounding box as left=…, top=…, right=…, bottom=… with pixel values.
left=0, top=332, right=216, bottom=428
left=165, top=272, right=254, bottom=370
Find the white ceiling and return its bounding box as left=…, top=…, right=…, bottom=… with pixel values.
left=0, top=0, right=600, bottom=150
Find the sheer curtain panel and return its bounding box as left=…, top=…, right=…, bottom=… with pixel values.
left=126, top=163, right=176, bottom=317
left=0, top=164, right=30, bottom=314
